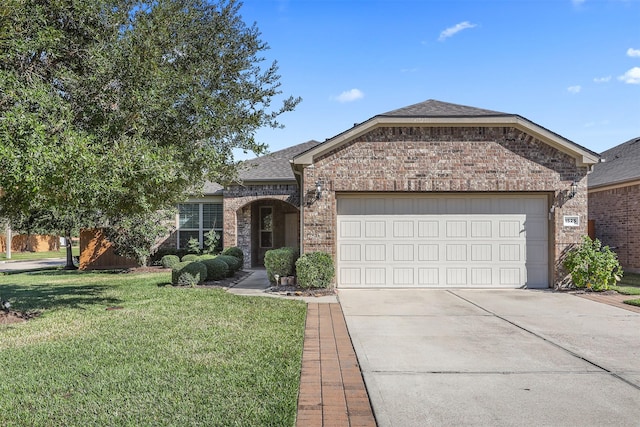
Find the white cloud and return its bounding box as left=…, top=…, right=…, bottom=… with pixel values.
left=567, top=85, right=582, bottom=94
left=438, top=21, right=477, bottom=41
left=593, top=76, right=611, bottom=83
left=627, top=48, right=640, bottom=58
left=618, top=67, right=640, bottom=84
left=334, top=88, right=364, bottom=103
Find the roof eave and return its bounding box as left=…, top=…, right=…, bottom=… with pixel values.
left=292, top=116, right=600, bottom=166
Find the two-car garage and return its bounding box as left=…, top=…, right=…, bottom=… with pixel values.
left=336, top=194, right=549, bottom=289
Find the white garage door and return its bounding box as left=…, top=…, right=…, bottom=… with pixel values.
left=336, top=194, right=548, bottom=288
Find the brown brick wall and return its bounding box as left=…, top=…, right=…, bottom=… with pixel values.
left=301, top=126, right=589, bottom=287
left=223, top=183, right=300, bottom=267
left=589, top=183, right=640, bottom=273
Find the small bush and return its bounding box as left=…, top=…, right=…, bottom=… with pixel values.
left=201, top=258, right=229, bottom=281
left=187, top=238, right=200, bottom=254
left=264, top=247, right=299, bottom=283
left=195, top=254, right=216, bottom=262
left=296, top=252, right=334, bottom=289
left=203, top=230, right=221, bottom=254
left=160, top=255, right=180, bottom=269
left=222, top=246, right=244, bottom=266
left=181, top=254, right=199, bottom=262
left=151, top=248, right=188, bottom=265
left=171, top=261, right=207, bottom=286
left=217, top=255, right=242, bottom=276
left=563, top=235, right=623, bottom=291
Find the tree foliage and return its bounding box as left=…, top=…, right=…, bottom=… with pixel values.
left=563, top=235, right=623, bottom=291
left=0, top=0, right=299, bottom=235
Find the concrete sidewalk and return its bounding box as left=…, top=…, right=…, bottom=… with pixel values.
left=0, top=258, right=66, bottom=272
left=340, top=289, right=640, bottom=427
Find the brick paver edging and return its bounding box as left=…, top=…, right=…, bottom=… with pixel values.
left=296, top=303, right=377, bottom=427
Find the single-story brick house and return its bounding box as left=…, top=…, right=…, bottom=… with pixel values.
left=170, top=99, right=599, bottom=288
left=588, top=137, right=640, bottom=273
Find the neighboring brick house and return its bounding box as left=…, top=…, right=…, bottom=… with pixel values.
left=171, top=99, right=599, bottom=289
left=588, top=137, right=640, bottom=273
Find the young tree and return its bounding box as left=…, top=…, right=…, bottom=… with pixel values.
left=0, top=0, right=299, bottom=246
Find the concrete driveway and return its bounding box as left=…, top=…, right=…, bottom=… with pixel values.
left=339, top=289, right=640, bottom=427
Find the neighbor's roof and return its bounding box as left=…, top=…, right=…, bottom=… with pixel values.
left=293, top=99, right=599, bottom=167
left=589, top=136, right=640, bottom=188
left=237, top=140, right=321, bottom=181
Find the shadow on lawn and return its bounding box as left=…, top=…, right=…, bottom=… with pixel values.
left=1, top=279, right=122, bottom=312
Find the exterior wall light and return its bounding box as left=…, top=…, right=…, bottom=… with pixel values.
left=569, top=180, right=578, bottom=199
left=315, top=180, right=323, bottom=199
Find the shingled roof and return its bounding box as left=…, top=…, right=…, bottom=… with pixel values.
left=293, top=99, right=599, bottom=167
left=588, top=137, right=640, bottom=188
left=237, top=140, right=320, bottom=181
left=380, top=99, right=510, bottom=118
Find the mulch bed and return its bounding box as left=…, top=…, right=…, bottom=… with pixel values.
left=0, top=310, right=40, bottom=324
left=265, top=285, right=337, bottom=298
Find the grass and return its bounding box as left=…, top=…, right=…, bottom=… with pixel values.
left=0, top=247, right=79, bottom=261
left=0, top=270, right=306, bottom=426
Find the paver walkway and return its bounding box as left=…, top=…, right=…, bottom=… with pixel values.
left=576, top=291, right=640, bottom=313
left=296, top=303, right=376, bottom=427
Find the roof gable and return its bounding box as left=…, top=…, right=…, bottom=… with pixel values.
left=381, top=99, right=509, bottom=118
left=589, top=137, right=640, bottom=188
left=293, top=99, right=599, bottom=167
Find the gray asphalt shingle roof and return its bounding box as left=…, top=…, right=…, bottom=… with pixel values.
left=380, top=99, right=511, bottom=117
left=237, top=140, right=320, bottom=181
left=588, top=137, right=640, bottom=188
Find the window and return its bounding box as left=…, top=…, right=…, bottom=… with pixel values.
left=260, top=206, right=273, bottom=248
left=177, top=203, right=223, bottom=250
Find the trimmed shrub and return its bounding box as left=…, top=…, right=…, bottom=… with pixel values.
left=563, top=235, right=623, bottom=291
left=160, top=255, right=180, bottom=269
left=217, top=255, right=242, bottom=275
left=181, top=254, right=199, bottom=262
left=195, top=254, right=216, bottom=262
left=171, top=261, right=207, bottom=286
left=221, top=246, right=244, bottom=266
left=296, top=252, right=335, bottom=289
left=264, top=247, right=299, bottom=283
left=201, top=258, right=229, bottom=281
left=151, top=248, right=188, bottom=265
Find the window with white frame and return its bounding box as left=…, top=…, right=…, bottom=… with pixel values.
left=177, top=203, right=223, bottom=250
left=259, top=206, right=273, bottom=248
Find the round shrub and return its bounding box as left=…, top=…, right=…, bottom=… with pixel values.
left=171, top=261, right=207, bottom=286
left=295, top=252, right=335, bottom=289
left=221, top=246, right=244, bottom=265
left=217, top=255, right=242, bottom=275
left=201, top=258, right=229, bottom=281
left=196, top=254, right=216, bottom=262
left=264, top=247, right=299, bottom=283
left=563, top=235, right=623, bottom=291
left=161, top=254, right=180, bottom=269
left=181, top=254, right=199, bottom=262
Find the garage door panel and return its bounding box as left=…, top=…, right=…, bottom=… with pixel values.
left=365, top=221, right=386, bottom=237
left=337, top=194, right=548, bottom=288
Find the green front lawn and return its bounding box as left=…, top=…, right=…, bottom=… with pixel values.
left=0, top=247, right=79, bottom=261
left=0, top=270, right=306, bottom=426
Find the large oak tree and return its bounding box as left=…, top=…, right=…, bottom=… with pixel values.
left=0, top=0, right=299, bottom=266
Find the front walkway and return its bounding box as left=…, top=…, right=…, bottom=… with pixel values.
left=230, top=270, right=376, bottom=426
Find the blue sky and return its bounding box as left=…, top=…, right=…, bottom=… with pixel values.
left=237, top=0, right=640, bottom=158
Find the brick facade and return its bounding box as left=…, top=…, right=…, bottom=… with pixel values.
left=589, top=182, right=640, bottom=273
left=223, top=183, right=300, bottom=267
left=301, top=126, right=589, bottom=287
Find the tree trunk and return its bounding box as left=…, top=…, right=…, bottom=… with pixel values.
left=64, top=229, right=77, bottom=270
